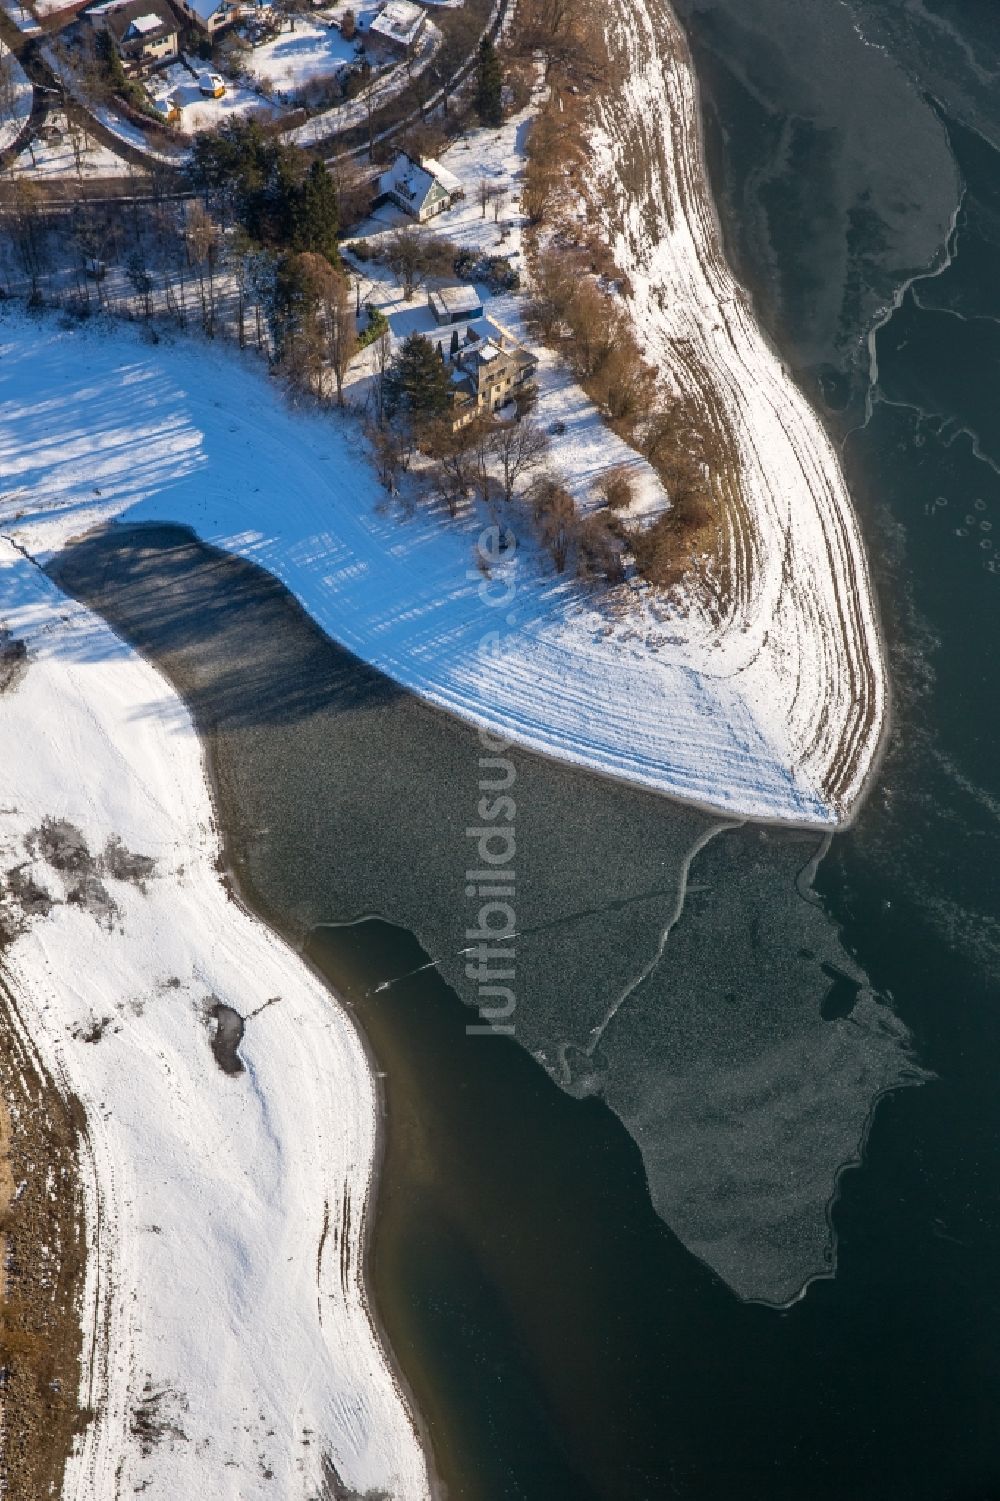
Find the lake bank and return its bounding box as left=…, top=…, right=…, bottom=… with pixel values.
left=587, top=0, right=888, bottom=820
left=0, top=537, right=431, bottom=1499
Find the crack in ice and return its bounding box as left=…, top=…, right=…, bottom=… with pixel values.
left=582, top=820, right=741, bottom=1058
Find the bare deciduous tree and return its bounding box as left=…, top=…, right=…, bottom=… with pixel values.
left=184, top=201, right=221, bottom=335
left=594, top=464, right=635, bottom=512
left=532, top=473, right=578, bottom=571
left=368, top=328, right=391, bottom=425
left=490, top=416, right=550, bottom=503
left=321, top=265, right=358, bottom=406
left=423, top=418, right=481, bottom=515
left=382, top=227, right=457, bottom=302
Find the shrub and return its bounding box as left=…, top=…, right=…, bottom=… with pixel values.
left=480, top=254, right=520, bottom=292
left=628, top=485, right=716, bottom=592
left=357, top=304, right=389, bottom=349
left=531, top=474, right=578, bottom=571
left=594, top=464, right=635, bottom=511
left=577, top=513, right=625, bottom=584
left=453, top=247, right=477, bottom=279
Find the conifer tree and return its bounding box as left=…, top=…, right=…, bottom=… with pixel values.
left=475, top=36, right=503, bottom=127
left=385, top=333, right=453, bottom=420
left=293, top=160, right=340, bottom=262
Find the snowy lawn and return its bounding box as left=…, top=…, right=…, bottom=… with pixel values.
left=13, top=110, right=128, bottom=178
left=247, top=14, right=363, bottom=99
left=288, top=16, right=437, bottom=146
left=88, top=99, right=187, bottom=163
left=0, top=538, right=432, bottom=1501
left=148, top=60, right=279, bottom=134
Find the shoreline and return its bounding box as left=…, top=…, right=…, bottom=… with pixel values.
left=588, top=0, right=889, bottom=821
left=660, top=0, right=896, bottom=830
left=204, top=759, right=446, bottom=1501
left=0, top=537, right=433, bottom=1499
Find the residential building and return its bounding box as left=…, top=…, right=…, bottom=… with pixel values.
left=369, top=0, right=424, bottom=52
left=174, top=0, right=239, bottom=36
left=377, top=151, right=464, bottom=222
left=448, top=317, right=539, bottom=427
left=89, top=0, right=179, bottom=66
left=429, top=285, right=484, bottom=326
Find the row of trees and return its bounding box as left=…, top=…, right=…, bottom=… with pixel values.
left=500, top=0, right=727, bottom=594
left=529, top=246, right=721, bottom=587
left=271, top=250, right=357, bottom=403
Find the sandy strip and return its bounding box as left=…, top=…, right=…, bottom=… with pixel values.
left=0, top=539, right=431, bottom=1500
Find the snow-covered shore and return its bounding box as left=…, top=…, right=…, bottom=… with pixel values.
left=0, top=21, right=886, bottom=827
left=590, top=0, right=888, bottom=818
left=0, top=539, right=431, bottom=1500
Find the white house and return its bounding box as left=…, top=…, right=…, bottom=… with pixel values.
left=369, top=0, right=425, bottom=52
left=448, top=317, right=539, bottom=428
left=377, top=152, right=464, bottom=222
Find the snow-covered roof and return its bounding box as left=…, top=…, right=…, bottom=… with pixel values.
left=431, top=285, right=482, bottom=318
left=102, top=0, right=177, bottom=41
left=380, top=154, right=436, bottom=211
left=185, top=0, right=226, bottom=21
left=379, top=152, right=460, bottom=215
left=417, top=153, right=461, bottom=196
left=369, top=0, right=423, bottom=45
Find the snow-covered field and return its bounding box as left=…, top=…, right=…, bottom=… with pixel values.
left=0, top=296, right=837, bottom=826
left=0, top=25, right=887, bottom=847
left=0, top=41, right=32, bottom=156
left=0, top=538, right=431, bottom=1500
left=13, top=111, right=127, bottom=179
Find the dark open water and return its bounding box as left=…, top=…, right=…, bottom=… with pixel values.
left=47, top=2, right=1000, bottom=1495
